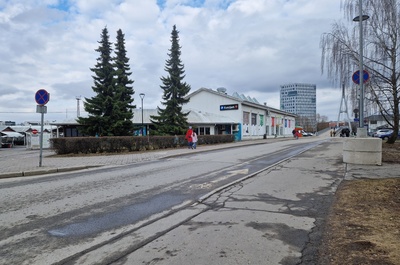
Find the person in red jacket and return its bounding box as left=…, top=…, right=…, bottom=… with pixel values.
left=185, top=126, right=193, bottom=149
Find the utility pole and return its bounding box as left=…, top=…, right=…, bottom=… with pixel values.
left=76, top=96, right=81, bottom=118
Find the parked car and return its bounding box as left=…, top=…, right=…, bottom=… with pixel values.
left=302, top=131, right=314, bottom=137
left=378, top=130, right=400, bottom=140
left=373, top=129, right=393, bottom=138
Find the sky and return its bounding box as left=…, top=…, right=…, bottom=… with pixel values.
left=0, top=0, right=347, bottom=124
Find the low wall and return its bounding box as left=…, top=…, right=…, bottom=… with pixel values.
left=343, top=138, right=382, bottom=165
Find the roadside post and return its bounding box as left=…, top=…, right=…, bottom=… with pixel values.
left=35, top=89, right=50, bottom=167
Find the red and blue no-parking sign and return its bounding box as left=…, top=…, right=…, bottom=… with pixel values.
left=352, top=70, right=370, bottom=85
left=35, top=89, right=50, bottom=105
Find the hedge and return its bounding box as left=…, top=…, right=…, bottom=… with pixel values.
left=50, top=134, right=235, bottom=155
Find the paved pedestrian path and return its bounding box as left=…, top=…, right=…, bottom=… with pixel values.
left=0, top=130, right=343, bottom=179
left=0, top=137, right=286, bottom=178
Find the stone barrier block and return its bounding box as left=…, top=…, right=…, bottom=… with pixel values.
left=343, top=138, right=382, bottom=165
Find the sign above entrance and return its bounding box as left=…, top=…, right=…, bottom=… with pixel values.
left=220, top=104, right=238, bottom=111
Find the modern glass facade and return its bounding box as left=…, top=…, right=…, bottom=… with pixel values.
left=280, top=83, right=317, bottom=131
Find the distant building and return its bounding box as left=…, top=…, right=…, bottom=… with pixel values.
left=0, top=121, right=16, bottom=126
left=280, top=83, right=317, bottom=131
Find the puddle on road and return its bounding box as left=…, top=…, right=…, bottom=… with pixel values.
left=48, top=194, right=186, bottom=237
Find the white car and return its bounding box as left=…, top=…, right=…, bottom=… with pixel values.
left=373, top=129, right=393, bottom=137
left=302, top=131, right=314, bottom=137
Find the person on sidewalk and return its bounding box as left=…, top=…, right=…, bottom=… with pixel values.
left=185, top=126, right=193, bottom=149
left=292, top=129, right=299, bottom=139
left=192, top=131, right=198, bottom=149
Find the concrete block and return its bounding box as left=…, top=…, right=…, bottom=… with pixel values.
left=343, top=138, right=382, bottom=165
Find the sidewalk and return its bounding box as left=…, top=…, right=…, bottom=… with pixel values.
left=0, top=137, right=284, bottom=178
left=2, top=133, right=397, bottom=180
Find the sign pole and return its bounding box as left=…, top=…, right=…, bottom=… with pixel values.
left=35, top=89, right=50, bottom=167
left=39, top=109, right=44, bottom=167
left=352, top=0, right=369, bottom=137
left=359, top=0, right=364, bottom=130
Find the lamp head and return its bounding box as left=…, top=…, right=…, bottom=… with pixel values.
left=353, top=15, right=369, bottom=22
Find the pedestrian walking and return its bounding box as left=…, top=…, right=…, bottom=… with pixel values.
left=292, top=129, right=299, bottom=139
left=192, top=131, right=198, bottom=149
left=185, top=126, right=193, bottom=149
left=295, top=130, right=300, bottom=139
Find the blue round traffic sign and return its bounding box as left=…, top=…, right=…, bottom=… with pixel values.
left=35, top=89, right=50, bottom=105
left=352, top=70, right=370, bottom=85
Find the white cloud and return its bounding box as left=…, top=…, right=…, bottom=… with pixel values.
left=0, top=0, right=345, bottom=124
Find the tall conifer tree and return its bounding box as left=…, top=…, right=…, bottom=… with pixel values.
left=151, top=25, right=191, bottom=135
left=78, top=27, right=135, bottom=136
left=112, top=29, right=135, bottom=135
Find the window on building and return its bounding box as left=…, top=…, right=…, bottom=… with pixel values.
left=199, top=127, right=211, bottom=135
left=243, top=111, right=250, bottom=124
left=251, top=113, right=257, bottom=125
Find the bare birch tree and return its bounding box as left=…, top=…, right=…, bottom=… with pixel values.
left=321, top=0, right=400, bottom=143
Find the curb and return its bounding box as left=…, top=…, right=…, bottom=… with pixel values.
left=0, top=165, right=101, bottom=179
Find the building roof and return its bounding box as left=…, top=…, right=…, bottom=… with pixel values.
left=1, top=131, right=24, bottom=138
left=49, top=119, right=80, bottom=126
left=186, top=87, right=296, bottom=117
left=0, top=125, right=52, bottom=133
left=366, top=114, right=394, bottom=121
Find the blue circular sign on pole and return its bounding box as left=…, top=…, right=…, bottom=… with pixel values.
left=35, top=89, right=50, bottom=105
left=352, top=70, right=370, bottom=85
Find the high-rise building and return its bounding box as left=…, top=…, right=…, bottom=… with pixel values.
left=280, top=83, right=316, bottom=131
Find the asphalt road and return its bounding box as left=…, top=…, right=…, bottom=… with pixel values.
left=0, top=137, right=340, bottom=265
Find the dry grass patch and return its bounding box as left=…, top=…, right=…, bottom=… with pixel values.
left=319, top=141, right=400, bottom=265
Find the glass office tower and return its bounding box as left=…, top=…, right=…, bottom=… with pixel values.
left=280, top=83, right=317, bottom=131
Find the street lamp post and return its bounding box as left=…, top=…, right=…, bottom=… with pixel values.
left=139, top=93, right=145, bottom=136
left=353, top=0, right=369, bottom=136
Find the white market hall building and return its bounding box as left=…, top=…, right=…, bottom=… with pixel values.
left=134, top=87, right=297, bottom=141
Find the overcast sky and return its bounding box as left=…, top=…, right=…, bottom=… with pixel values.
left=0, top=0, right=346, bottom=124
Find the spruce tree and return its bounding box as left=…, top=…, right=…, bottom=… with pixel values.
left=112, top=29, right=135, bottom=135
left=78, top=27, right=135, bottom=136
left=151, top=25, right=191, bottom=135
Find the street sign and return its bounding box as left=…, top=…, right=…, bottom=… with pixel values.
left=35, top=89, right=50, bottom=105
left=36, top=105, right=47, bottom=114
left=34, top=89, right=49, bottom=167
left=352, top=70, right=370, bottom=85
left=32, top=129, right=38, bottom=134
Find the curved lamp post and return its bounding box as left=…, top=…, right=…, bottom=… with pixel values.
left=139, top=93, right=145, bottom=136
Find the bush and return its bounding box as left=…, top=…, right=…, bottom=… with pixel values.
left=50, top=134, right=235, bottom=155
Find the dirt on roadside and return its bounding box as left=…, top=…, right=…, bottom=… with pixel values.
left=319, top=142, right=400, bottom=265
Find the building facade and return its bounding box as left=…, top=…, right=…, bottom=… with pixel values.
left=280, top=83, right=317, bottom=131
left=132, top=87, right=297, bottom=140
